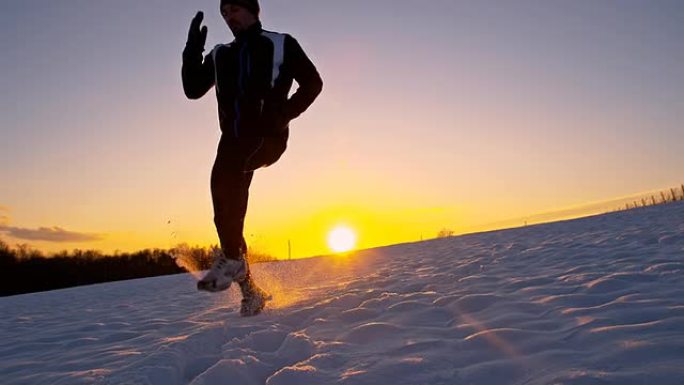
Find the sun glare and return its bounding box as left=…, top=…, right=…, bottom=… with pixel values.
left=327, top=225, right=357, bottom=253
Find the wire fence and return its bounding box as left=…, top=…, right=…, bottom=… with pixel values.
left=618, top=184, right=684, bottom=211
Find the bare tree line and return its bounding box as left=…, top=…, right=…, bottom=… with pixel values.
left=0, top=241, right=276, bottom=297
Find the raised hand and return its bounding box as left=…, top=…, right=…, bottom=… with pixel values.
left=186, top=11, right=208, bottom=52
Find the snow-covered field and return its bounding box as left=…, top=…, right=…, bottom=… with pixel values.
left=2, top=202, right=683, bottom=385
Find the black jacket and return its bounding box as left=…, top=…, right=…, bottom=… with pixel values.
left=182, top=22, right=323, bottom=138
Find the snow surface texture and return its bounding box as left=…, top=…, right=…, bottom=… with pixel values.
left=2, top=202, right=683, bottom=385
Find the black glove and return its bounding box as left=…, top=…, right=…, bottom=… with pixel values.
left=184, top=11, right=208, bottom=58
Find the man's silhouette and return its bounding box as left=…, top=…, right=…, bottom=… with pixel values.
left=182, top=0, right=322, bottom=316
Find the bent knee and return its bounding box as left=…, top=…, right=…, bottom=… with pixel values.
left=244, top=137, right=287, bottom=171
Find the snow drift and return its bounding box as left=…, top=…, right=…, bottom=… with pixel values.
left=2, top=202, right=683, bottom=384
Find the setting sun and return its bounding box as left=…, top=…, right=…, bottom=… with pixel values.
left=327, top=225, right=357, bottom=253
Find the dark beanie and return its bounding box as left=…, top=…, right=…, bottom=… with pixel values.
left=220, top=0, right=260, bottom=16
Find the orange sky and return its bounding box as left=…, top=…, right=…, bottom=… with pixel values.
left=1, top=1, right=683, bottom=258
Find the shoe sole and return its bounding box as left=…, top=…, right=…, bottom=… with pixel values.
left=196, top=264, right=247, bottom=293
left=197, top=279, right=232, bottom=293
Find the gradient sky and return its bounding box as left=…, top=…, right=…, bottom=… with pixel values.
left=1, top=0, right=683, bottom=258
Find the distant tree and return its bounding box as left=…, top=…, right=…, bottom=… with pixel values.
left=14, top=243, right=43, bottom=260
left=247, top=246, right=278, bottom=264
left=0, top=237, right=11, bottom=256
left=437, top=228, right=455, bottom=238
left=0, top=238, right=15, bottom=274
